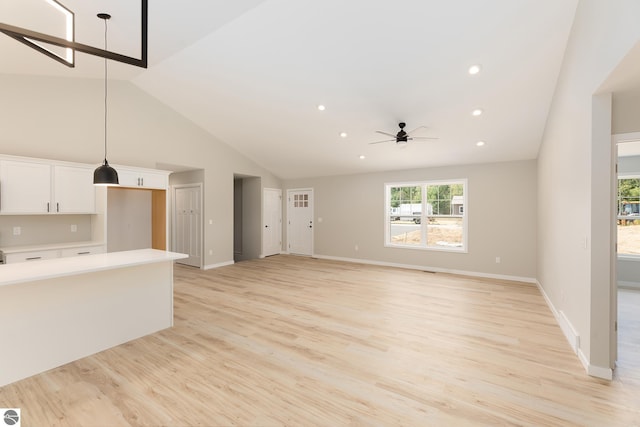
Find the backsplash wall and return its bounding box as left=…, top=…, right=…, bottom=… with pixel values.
left=0, top=215, right=93, bottom=248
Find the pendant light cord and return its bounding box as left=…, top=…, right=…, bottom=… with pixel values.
left=103, top=17, right=108, bottom=163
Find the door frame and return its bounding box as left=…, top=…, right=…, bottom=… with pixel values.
left=262, top=187, right=282, bottom=257
left=171, top=183, right=203, bottom=268
left=286, top=188, right=314, bottom=256
left=611, top=131, right=640, bottom=368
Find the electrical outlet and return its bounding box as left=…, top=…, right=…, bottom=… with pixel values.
left=13, top=226, right=21, bottom=236
left=495, top=256, right=501, bottom=264
left=355, top=244, right=359, bottom=251
left=209, top=249, right=213, bottom=255
left=71, top=224, right=77, bottom=232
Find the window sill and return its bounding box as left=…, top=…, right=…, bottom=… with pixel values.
left=385, top=243, right=468, bottom=253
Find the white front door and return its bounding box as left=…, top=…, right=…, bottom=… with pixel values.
left=263, top=188, right=282, bottom=257
left=287, top=189, right=313, bottom=256
left=173, top=185, right=202, bottom=267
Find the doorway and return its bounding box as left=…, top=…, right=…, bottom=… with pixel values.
left=287, top=188, right=314, bottom=256
left=234, top=175, right=262, bottom=262
left=614, top=134, right=640, bottom=379
left=263, top=188, right=282, bottom=257
left=172, top=184, right=202, bottom=268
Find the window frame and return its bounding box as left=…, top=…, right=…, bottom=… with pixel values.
left=384, top=179, right=468, bottom=253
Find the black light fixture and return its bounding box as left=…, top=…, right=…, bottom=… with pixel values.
left=0, top=0, right=147, bottom=68
left=93, top=13, right=119, bottom=186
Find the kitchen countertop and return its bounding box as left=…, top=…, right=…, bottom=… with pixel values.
left=0, top=248, right=188, bottom=287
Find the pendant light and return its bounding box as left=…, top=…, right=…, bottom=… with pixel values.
left=93, top=13, right=119, bottom=186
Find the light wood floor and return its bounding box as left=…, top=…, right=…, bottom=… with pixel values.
left=1, top=255, right=639, bottom=426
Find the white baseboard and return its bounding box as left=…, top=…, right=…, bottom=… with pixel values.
left=535, top=280, right=613, bottom=380
left=535, top=280, right=580, bottom=354
left=203, top=260, right=234, bottom=270
left=587, top=362, right=613, bottom=380
left=311, top=254, right=536, bottom=283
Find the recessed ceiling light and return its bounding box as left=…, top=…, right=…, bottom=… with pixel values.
left=340, top=132, right=348, bottom=138
left=317, top=104, right=326, bottom=111
left=476, top=141, right=485, bottom=147
left=359, top=155, right=366, bottom=160
left=468, top=64, right=481, bottom=75
left=472, top=108, right=483, bottom=116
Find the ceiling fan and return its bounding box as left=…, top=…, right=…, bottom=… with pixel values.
left=370, top=122, right=438, bottom=145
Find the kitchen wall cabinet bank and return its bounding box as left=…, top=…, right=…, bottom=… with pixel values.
left=0, top=157, right=95, bottom=214
left=117, top=167, right=168, bottom=189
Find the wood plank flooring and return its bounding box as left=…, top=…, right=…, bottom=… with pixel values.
left=1, top=255, right=639, bottom=426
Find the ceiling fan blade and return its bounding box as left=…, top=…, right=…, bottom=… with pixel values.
left=369, top=139, right=395, bottom=145
left=375, top=130, right=397, bottom=138
left=406, top=125, right=429, bottom=135
left=408, top=136, right=439, bottom=140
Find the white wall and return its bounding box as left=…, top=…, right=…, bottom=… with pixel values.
left=537, top=0, right=640, bottom=376
left=0, top=74, right=282, bottom=266
left=284, top=159, right=537, bottom=280
left=613, top=91, right=640, bottom=134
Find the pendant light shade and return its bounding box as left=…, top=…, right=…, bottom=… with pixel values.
left=93, top=13, right=119, bottom=186
left=94, top=159, right=119, bottom=185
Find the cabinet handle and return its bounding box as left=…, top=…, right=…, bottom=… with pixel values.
left=77, top=251, right=91, bottom=255
left=47, top=202, right=50, bottom=212
left=57, top=202, right=60, bottom=212
left=141, top=177, right=144, bottom=186
left=26, top=256, right=42, bottom=261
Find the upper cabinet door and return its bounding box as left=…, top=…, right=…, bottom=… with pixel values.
left=0, top=160, right=52, bottom=213
left=116, top=167, right=168, bottom=189
left=54, top=165, right=96, bottom=213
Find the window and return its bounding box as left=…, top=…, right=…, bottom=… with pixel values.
left=618, top=176, right=640, bottom=255
left=385, top=180, right=467, bottom=251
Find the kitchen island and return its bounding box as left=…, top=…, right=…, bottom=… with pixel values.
left=0, top=249, right=187, bottom=387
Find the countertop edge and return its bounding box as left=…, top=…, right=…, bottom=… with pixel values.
left=0, top=249, right=188, bottom=287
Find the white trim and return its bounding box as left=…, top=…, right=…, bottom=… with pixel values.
left=203, top=260, right=234, bottom=270
left=618, top=280, right=640, bottom=289
left=587, top=363, right=613, bottom=380
left=613, top=131, right=640, bottom=145
left=312, top=254, right=536, bottom=283
left=535, top=279, right=612, bottom=379
left=535, top=280, right=580, bottom=354
left=384, top=179, right=468, bottom=253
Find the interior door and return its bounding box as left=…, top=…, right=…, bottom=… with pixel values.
left=263, top=188, right=282, bottom=257
left=287, top=189, right=313, bottom=256
left=173, top=185, right=202, bottom=267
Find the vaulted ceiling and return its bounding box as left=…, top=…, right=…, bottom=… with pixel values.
left=1, top=0, right=579, bottom=179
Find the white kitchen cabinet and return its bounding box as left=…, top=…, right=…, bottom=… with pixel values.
left=3, top=243, right=106, bottom=264
left=117, top=167, right=168, bottom=189
left=0, top=160, right=51, bottom=213
left=5, top=249, right=59, bottom=264
left=59, top=244, right=105, bottom=258
left=53, top=165, right=96, bottom=213
left=0, top=158, right=96, bottom=214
